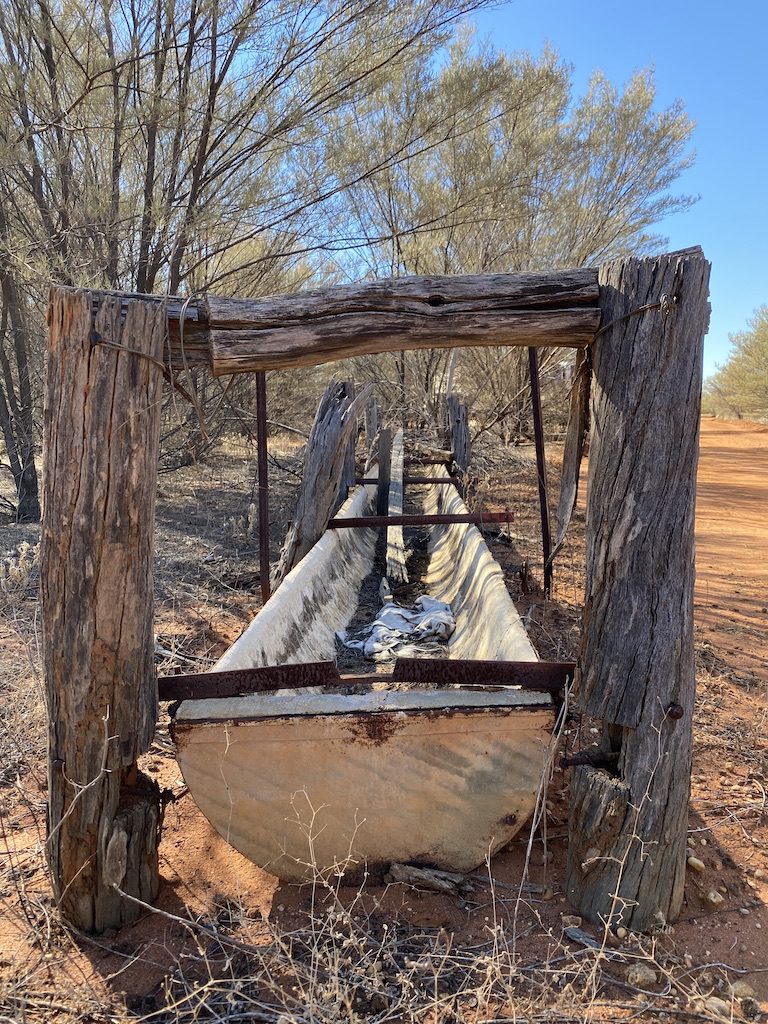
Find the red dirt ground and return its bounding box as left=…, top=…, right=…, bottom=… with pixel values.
left=1, top=417, right=766, bottom=1020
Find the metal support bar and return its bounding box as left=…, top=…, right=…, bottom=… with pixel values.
left=393, top=657, right=574, bottom=693
left=159, top=658, right=575, bottom=702
left=159, top=661, right=340, bottom=701
left=328, top=511, right=511, bottom=529
left=356, top=475, right=460, bottom=486
left=255, top=370, right=271, bottom=603
left=528, top=347, right=552, bottom=598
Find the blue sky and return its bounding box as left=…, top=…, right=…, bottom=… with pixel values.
left=472, top=0, right=768, bottom=376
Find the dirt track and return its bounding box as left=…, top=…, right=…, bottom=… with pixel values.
left=695, top=417, right=768, bottom=683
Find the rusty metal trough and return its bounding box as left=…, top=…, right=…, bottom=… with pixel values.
left=171, top=474, right=561, bottom=881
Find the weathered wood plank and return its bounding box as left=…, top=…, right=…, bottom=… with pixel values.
left=376, top=428, right=392, bottom=517
left=273, top=380, right=371, bottom=587
left=386, top=428, right=408, bottom=584
left=43, top=288, right=165, bottom=932
left=550, top=349, right=590, bottom=564
left=208, top=307, right=599, bottom=375
left=79, top=270, right=601, bottom=372
left=566, top=249, right=711, bottom=932
left=446, top=396, right=470, bottom=493
left=205, top=269, right=600, bottom=328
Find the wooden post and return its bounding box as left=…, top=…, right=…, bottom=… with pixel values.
left=42, top=289, right=165, bottom=932
left=335, top=382, right=358, bottom=515
left=566, top=249, right=710, bottom=931
left=273, top=379, right=370, bottom=586
left=446, top=395, right=470, bottom=493
left=376, top=428, right=392, bottom=518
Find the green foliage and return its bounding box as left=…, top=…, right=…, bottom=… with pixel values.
left=704, top=307, right=768, bottom=421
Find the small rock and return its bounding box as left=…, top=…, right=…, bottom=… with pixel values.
left=739, top=908, right=751, bottom=916
left=705, top=889, right=724, bottom=906
left=626, top=963, right=657, bottom=988
left=700, top=838, right=708, bottom=847
left=542, top=887, right=554, bottom=901
left=754, top=868, right=765, bottom=880
left=741, top=997, right=760, bottom=1020
left=687, top=856, right=706, bottom=873
left=730, top=980, right=755, bottom=999
left=561, top=914, right=582, bottom=929
left=713, top=860, right=723, bottom=871
left=704, top=996, right=731, bottom=1019
left=616, top=926, right=628, bottom=939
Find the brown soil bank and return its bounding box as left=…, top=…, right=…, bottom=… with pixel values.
left=695, top=417, right=768, bottom=684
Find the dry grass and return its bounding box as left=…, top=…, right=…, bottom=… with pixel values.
left=0, top=433, right=766, bottom=1023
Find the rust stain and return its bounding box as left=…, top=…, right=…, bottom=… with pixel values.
left=345, top=711, right=403, bottom=746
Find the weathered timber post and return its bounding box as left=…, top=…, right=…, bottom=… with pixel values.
left=446, top=395, right=470, bottom=491
left=566, top=249, right=710, bottom=932
left=43, top=289, right=165, bottom=932
left=273, top=379, right=371, bottom=586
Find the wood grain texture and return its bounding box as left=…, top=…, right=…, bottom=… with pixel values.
left=43, top=289, right=165, bottom=931
left=208, top=307, right=599, bottom=374
left=273, top=380, right=371, bottom=587
left=550, top=348, right=590, bottom=563
left=566, top=249, right=711, bottom=932
left=75, top=271, right=601, bottom=372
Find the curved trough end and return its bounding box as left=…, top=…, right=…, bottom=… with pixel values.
left=173, top=468, right=556, bottom=882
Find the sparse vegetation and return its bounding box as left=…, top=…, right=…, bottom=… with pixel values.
left=1, top=421, right=766, bottom=1022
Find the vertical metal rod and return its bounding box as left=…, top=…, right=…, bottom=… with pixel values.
left=528, top=347, right=552, bottom=598
left=255, top=370, right=271, bottom=604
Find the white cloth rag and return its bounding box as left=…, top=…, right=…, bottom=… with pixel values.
left=338, top=596, right=455, bottom=662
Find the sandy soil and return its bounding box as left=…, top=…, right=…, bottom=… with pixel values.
left=0, top=417, right=766, bottom=1021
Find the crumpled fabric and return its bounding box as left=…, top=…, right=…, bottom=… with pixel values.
left=338, top=596, right=455, bottom=662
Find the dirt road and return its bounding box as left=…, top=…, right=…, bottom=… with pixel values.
left=695, top=417, right=768, bottom=682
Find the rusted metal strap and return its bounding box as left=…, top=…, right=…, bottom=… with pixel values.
left=404, top=457, right=452, bottom=467
left=392, top=658, right=575, bottom=693
left=158, top=661, right=341, bottom=701
left=328, top=511, right=510, bottom=529
left=356, top=475, right=460, bottom=486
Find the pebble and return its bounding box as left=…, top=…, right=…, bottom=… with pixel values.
left=739, top=908, right=751, bottom=916
left=626, top=963, right=657, bottom=988
left=754, top=868, right=765, bottom=880
left=687, top=856, right=706, bottom=872
left=616, top=926, right=627, bottom=939
left=561, top=914, right=582, bottom=929
left=705, top=996, right=732, bottom=1019
left=730, top=980, right=756, bottom=999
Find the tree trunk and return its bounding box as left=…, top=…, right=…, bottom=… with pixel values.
left=566, top=249, right=710, bottom=932
left=42, top=288, right=165, bottom=932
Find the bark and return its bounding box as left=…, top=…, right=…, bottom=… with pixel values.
left=566, top=249, right=711, bottom=932
left=446, top=396, right=470, bottom=492
left=550, top=348, right=591, bottom=564
left=43, top=288, right=165, bottom=932
left=273, top=380, right=371, bottom=587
